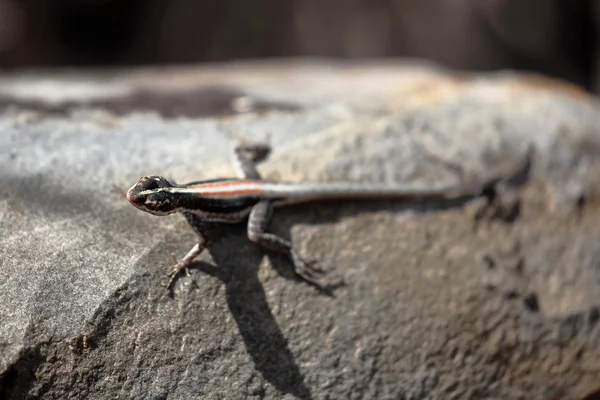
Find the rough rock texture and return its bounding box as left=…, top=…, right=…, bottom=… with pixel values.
left=1, top=60, right=600, bottom=399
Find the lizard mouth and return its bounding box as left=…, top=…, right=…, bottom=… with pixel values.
left=126, top=182, right=143, bottom=206
left=126, top=186, right=135, bottom=204
left=126, top=180, right=155, bottom=212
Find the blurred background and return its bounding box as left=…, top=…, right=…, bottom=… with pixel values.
left=0, top=0, right=596, bottom=91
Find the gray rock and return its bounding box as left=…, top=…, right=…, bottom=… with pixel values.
left=1, top=60, right=599, bottom=399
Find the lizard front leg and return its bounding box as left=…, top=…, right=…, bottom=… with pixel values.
left=164, top=212, right=212, bottom=289
left=247, top=200, right=325, bottom=287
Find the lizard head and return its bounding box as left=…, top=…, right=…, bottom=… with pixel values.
left=127, top=176, right=179, bottom=216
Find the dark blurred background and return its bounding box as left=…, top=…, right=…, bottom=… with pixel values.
left=0, top=0, right=597, bottom=91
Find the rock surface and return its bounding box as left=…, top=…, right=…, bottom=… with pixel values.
left=1, top=59, right=599, bottom=399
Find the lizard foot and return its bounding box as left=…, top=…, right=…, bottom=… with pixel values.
left=290, top=252, right=330, bottom=288
left=160, top=260, right=193, bottom=290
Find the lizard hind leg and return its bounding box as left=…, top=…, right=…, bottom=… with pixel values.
left=247, top=200, right=327, bottom=286
left=232, top=141, right=271, bottom=179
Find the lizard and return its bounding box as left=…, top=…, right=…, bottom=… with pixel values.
left=126, top=141, right=532, bottom=290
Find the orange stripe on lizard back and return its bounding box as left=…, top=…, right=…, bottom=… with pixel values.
left=187, top=180, right=256, bottom=189
left=187, top=180, right=264, bottom=197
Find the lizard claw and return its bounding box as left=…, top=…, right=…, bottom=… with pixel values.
left=304, top=259, right=327, bottom=276
left=161, top=261, right=189, bottom=290
left=294, top=260, right=343, bottom=296
left=291, top=253, right=328, bottom=285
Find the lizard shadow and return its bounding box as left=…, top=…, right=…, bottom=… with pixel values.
left=181, top=195, right=478, bottom=399
left=170, top=145, right=533, bottom=397
left=190, top=225, right=313, bottom=400
left=177, top=153, right=532, bottom=398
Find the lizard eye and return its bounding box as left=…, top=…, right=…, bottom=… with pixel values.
left=137, top=176, right=173, bottom=190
